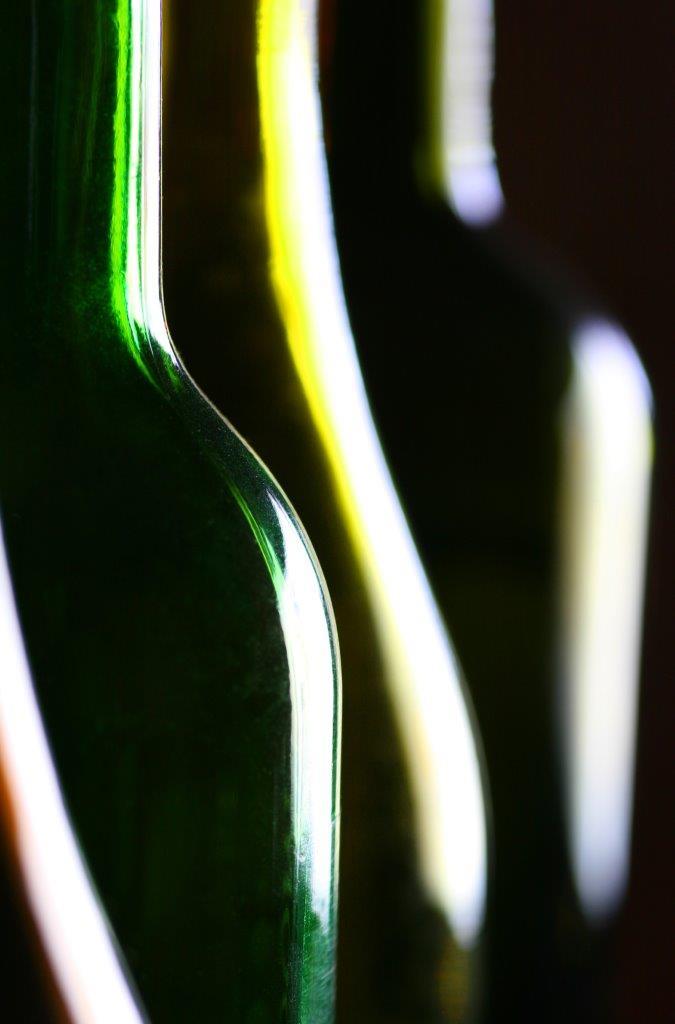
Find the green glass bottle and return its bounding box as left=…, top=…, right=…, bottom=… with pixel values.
left=162, top=1, right=489, bottom=1022
left=0, top=3, right=339, bottom=1022
left=321, top=0, right=653, bottom=1020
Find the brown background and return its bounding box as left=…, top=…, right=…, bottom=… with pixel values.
left=494, top=2, right=673, bottom=1018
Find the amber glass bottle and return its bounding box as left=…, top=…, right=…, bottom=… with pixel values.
left=0, top=3, right=339, bottom=1021
left=321, top=0, right=653, bottom=1020
left=162, top=1, right=490, bottom=1022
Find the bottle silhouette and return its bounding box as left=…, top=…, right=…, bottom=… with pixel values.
left=0, top=2, right=340, bottom=1021
left=321, top=0, right=653, bottom=1020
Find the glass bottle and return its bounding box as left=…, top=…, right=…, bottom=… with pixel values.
left=0, top=3, right=340, bottom=1021
left=321, top=0, right=653, bottom=1020
left=161, top=1, right=490, bottom=1022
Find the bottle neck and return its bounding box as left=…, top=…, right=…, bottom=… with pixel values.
left=163, top=0, right=326, bottom=269
left=162, top=1, right=267, bottom=258
left=16, top=0, right=168, bottom=367
left=322, top=0, right=503, bottom=225
left=432, top=0, right=504, bottom=224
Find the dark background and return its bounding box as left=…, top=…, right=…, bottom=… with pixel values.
left=494, top=2, right=673, bottom=1017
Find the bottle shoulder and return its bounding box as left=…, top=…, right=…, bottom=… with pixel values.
left=326, top=187, right=653, bottom=572
left=2, top=314, right=337, bottom=685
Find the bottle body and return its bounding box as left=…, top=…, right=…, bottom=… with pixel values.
left=0, top=3, right=339, bottom=1021
left=321, top=0, right=652, bottom=1020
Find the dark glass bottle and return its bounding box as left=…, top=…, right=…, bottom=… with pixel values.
left=162, top=1, right=490, bottom=1022
left=321, top=0, right=653, bottom=1021
left=0, top=3, right=339, bottom=1022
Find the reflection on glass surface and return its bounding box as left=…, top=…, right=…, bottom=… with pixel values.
left=436, top=0, right=504, bottom=225
left=113, top=0, right=177, bottom=372
left=272, top=493, right=339, bottom=930
left=561, top=322, right=653, bottom=922
left=0, top=526, right=145, bottom=1024
left=233, top=481, right=339, bottom=953
left=259, top=0, right=488, bottom=945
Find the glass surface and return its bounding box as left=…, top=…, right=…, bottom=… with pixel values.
left=0, top=3, right=340, bottom=1022
left=321, top=0, right=653, bottom=1021
left=162, top=1, right=490, bottom=1022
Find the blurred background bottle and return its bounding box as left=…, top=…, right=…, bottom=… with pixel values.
left=0, top=2, right=339, bottom=1021
left=320, top=0, right=653, bottom=1020
left=491, top=4, right=673, bottom=1018
left=162, top=1, right=489, bottom=1022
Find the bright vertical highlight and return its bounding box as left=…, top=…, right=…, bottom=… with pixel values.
left=258, top=0, right=488, bottom=945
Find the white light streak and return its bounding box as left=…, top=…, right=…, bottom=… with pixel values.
left=140, top=0, right=177, bottom=362
left=0, top=528, right=145, bottom=1024
left=441, top=0, right=504, bottom=225
left=560, top=320, right=652, bottom=921
left=272, top=495, right=339, bottom=926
